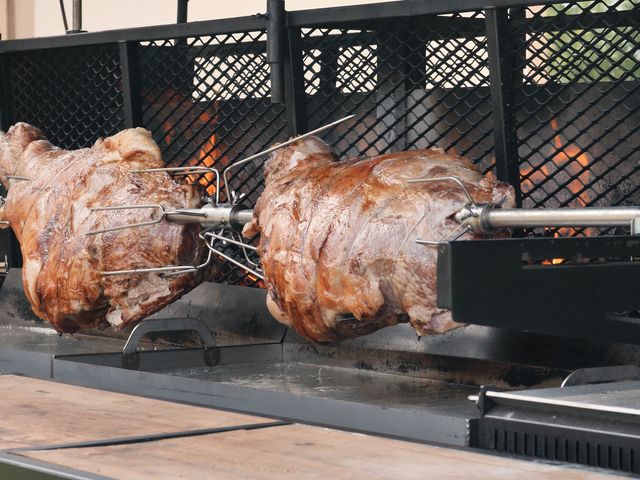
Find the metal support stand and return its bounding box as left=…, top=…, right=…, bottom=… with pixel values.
left=267, top=0, right=286, bottom=104
left=122, top=318, right=218, bottom=369
left=66, top=0, right=85, bottom=34
left=284, top=27, right=308, bottom=136
left=177, top=0, right=189, bottom=23
left=485, top=8, right=521, bottom=207
left=118, top=41, right=142, bottom=128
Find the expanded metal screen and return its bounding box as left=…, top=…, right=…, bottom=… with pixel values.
left=0, top=0, right=638, bottom=285
left=137, top=30, right=287, bottom=285
left=5, top=44, right=124, bottom=147
left=300, top=13, right=495, bottom=174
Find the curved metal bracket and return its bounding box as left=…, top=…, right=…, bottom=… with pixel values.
left=122, top=318, right=217, bottom=369
left=561, top=365, right=640, bottom=388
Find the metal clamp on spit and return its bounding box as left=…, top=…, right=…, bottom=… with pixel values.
left=0, top=255, right=8, bottom=276
left=0, top=175, right=31, bottom=274
left=410, top=176, right=640, bottom=245
left=87, top=115, right=356, bottom=278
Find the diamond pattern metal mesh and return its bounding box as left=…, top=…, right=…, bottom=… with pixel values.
left=513, top=1, right=640, bottom=236
left=138, top=30, right=287, bottom=285
left=7, top=44, right=124, bottom=148
left=300, top=12, right=495, bottom=174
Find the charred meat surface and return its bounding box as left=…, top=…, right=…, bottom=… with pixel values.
left=0, top=123, right=213, bottom=333
left=244, top=136, right=515, bottom=343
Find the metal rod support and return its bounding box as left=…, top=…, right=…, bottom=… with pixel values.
left=485, top=207, right=640, bottom=230
left=267, top=0, right=286, bottom=104
left=72, top=0, right=82, bottom=32
left=177, top=0, right=189, bottom=23
left=485, top=8, right=521, bottom=207
left=59, top=0, right=69, bottom=32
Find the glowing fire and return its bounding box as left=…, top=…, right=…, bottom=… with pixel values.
left=550, top=118, right=591, bottom=210
left=183, top=112, right=229, bottom=197
left=520, top=118, right=593, bottom=239
left=158, top=110, right=229, bottom=197
left=145, top=88, right=228, bottom=198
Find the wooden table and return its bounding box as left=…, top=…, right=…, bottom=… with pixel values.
left=0, top=375, right=620, bottom=479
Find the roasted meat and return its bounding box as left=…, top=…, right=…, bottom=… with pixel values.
left=0, top=123, right=212, bottom=333
left=244, top=136, right=515, bottom=343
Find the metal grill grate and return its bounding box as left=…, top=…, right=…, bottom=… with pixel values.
left=300, top=12, right=495, bottom=174
left=7, top=44, right=124, bottom=148
left=513, top=1, right=640, bottom=225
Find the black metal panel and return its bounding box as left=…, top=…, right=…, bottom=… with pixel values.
left=0, top=54, right=12, bottom=130
left=437, top=236, right=640, bottom=344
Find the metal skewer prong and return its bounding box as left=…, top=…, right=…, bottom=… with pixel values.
left=222, top=114, right=356, bottom=204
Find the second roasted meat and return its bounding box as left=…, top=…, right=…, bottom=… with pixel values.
left=244, top=136, right=515, bottom=343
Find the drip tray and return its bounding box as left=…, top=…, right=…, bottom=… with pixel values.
left=52, top=343, right=477, bottom=446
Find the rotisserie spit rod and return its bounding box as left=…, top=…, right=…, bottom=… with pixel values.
left=408, top=176, right=640, bottom=237
left=161, top=198, right=640, bottom=234
left=456, top=204, right=640, bottom=234
left=164, top=204, right=254, bottom=231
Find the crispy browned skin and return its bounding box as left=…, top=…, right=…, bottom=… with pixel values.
left=0, top=123, right=212, bottom=333
left=244, top=136, right=515, bottom=343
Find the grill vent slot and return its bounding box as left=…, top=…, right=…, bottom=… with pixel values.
left=480, top=423, right=639, bottom=474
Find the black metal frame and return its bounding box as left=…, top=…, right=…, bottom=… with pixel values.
left=0, top=0, right=638, bottom=295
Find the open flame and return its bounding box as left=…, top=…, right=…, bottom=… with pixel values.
left=520, top=118, right=594, bottom=240
left=158, top=109, right=229, bottom=198
left=550, top=118, right=591, bottom=210
left=519, top=118, right=595, bottom=265
left=186, top=112, right=229, bottom=197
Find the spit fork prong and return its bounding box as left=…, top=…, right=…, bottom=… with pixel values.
left=86, top=204, right=169, bottom=236
left=6, top=175, right=30, bottom=182
left=412, top=175, right=478, bottom=246
left=202, top=229, right=264, bottom=280
left=408, top=176, right=477, bottom=206
left=416, top=224, right=472, bottom=247
left=222, top=115, right=356, bottom=204
left=132, top=166, right=221, bottom=205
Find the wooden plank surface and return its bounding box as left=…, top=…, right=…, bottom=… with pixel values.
left=0, top=374, right=273, bottom=450
left=18, top=424, right=620, bottom=480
